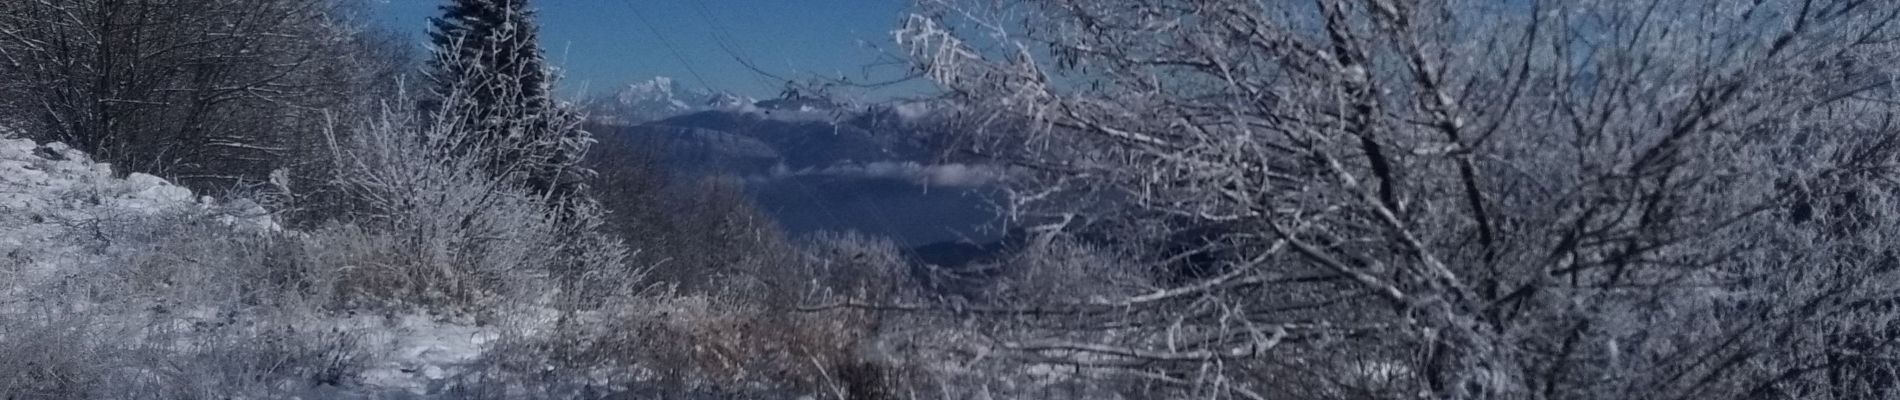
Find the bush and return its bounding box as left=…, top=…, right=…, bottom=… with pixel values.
left=319, top=87, right=634, bottom=313
left=441, top=229, right=916, bottom=399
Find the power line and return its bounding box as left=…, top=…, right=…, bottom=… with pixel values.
left=686, top=0, right=743, bottom=60
left=685, top=0, right=782, bottom=93
left=614, top=0, right=718, bottom=91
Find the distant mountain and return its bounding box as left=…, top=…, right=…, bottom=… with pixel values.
left=650, top=106, right=925, bottom=173
left=588, top=100, right=1006, bottom=247
left=582, top=77, right=755, bottom=125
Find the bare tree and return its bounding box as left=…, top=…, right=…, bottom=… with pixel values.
left=895, top=0, right=1900, bottom=398
left=0, top=0, right=393, bottom=192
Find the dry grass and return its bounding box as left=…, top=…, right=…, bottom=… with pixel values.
left=444, top=231, right=912, bottom=399
left=0, top=210, right=367, bottom=399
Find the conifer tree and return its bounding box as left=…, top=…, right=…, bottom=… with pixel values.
left=425, top=0, right=591, bottom=203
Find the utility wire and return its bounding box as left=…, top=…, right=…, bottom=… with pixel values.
left=614, top=0, right=718, bottom=92
left=685, top=0, right=782, bottom=93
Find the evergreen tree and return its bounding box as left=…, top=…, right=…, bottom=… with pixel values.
left=425, top=0, right=591, bottom=203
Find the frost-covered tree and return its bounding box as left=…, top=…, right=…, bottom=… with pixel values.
left=424, top=0, right=591, bottom=202
left=894, top=0, right=1900, bottom=399
left=429, top=0, right=550, bottom=116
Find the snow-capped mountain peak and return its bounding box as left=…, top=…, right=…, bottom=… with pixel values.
left=614, top=76, right=696, bottom=109
left=587, top=76, right=755, bottom=124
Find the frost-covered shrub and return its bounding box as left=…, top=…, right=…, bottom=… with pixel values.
left=321, top=92, right=633, bottom=312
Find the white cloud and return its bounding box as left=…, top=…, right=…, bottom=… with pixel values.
left=757, top=161, right=1005, bottom=187
left=891, top=101, right=935, bottom=122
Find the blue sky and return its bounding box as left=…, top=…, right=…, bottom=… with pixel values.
left=371, top=0, right=928, bottom=99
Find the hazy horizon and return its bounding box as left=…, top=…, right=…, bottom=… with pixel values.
left=371, top=0, right=931, bottom=100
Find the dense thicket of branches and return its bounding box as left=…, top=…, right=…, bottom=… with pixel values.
left=0, top=0, right=399, bottom=193
left=898, top=0, right=1900, bottom=399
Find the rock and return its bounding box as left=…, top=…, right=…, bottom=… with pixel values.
left=0, top=138, right=34, bottom=154
left=125, top=172, right=170, bottom=190
left=32, top=146, right=64, bottom=161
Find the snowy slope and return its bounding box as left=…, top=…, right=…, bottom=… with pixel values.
left=0, top=137, right=512, bottom=398
left=0, top=138, right=274, bottom=287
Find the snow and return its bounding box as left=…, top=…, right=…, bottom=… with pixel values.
left=0, top=136, right=510, bottom=397
left=347, top=314, right=503, bottom=394
left=0, top=137, right=278, bottom=318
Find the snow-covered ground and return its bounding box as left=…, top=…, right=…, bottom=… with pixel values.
left=0, top=138, right=226, bottom=302
left=0, top=136, right=524, bottom=398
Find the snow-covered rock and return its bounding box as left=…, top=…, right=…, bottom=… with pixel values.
left=348, top=314, right=504, bottom=394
